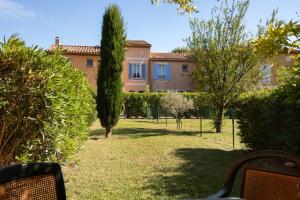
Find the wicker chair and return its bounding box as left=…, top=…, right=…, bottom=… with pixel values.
left=0, top=163, right=66, bottom=200
left=206, top=150, right=300, bottom=200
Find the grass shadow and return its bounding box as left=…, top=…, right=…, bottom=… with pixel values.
left=143, top=148, right=247, bottom=199
left=89, top=127, right=215, bottom=139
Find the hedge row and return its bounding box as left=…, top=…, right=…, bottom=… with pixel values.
left=236, top=88, right=300, bottom=154
left=123, top=92, right=212, bottom=118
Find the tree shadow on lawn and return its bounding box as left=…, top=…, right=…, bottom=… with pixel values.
left=143, top=148, right=247, bottom=199
left=89, top=127, right=214, bottom=139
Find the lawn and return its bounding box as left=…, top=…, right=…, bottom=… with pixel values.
left=63, top=118, right=246, bottom=200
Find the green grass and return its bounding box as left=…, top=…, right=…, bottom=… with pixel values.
left=63, top=118, right=246, bottom=200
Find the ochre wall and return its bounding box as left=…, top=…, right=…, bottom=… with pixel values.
left=67, top=54, right=99, bottom=86
left=122, top=47, right=151, bottom=92
left=149, top=61, right=196, bottom=92
left=65, top=51, right=296, bottom=92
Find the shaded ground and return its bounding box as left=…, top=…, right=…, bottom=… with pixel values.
left=63, top=119, right=245, bottom=200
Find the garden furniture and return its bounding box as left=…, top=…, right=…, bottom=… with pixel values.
left=203, top=150, right=300, bottom=200
left=0, top=163, right=66, bottom=200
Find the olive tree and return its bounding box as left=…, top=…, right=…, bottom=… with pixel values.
left=160, top=92, right=193, bottom=130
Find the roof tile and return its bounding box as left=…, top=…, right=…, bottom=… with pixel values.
left=47, top=40, right=151, bottom=55
left=150, top=52, right=192, bottom=62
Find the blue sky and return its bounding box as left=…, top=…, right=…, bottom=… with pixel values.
left=0, top=0, right=299, bottom=52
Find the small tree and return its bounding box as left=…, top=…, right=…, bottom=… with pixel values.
left=187, top=0, right=268, bottom=133
left=160, top=93, right=193, bottom=130
left=97, top=4, right=126, bottom=137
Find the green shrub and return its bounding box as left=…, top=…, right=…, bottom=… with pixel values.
left=123, top=93, right=146, bottom=118
left=0, top=36, right=95, bottom=165
left=236, top=88, right=300, bottom=153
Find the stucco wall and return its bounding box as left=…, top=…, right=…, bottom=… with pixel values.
left=149, top=61, right=196, bottom=92
left=122, top=47, right=151, bottom=92
left=67, top=54, right=99, bottom=86
left=65, top=51, right=295, bottom=92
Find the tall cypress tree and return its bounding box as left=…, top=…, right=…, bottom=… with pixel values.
left=97, top=4, right=126, bottom=137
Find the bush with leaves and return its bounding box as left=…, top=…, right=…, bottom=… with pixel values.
left=160, top=92, right=193, bottom=129
left=236, top=88, right=300, bottom=154
left=0, top=36, right=95, bottom=165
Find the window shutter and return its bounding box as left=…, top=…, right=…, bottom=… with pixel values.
left=142, top=64, right=146, bottom=80
left=129, top=64, right=133, bottom=79
left=166, top=64, right=170, bottom=80
left=154, top=64, right=158, bottom=80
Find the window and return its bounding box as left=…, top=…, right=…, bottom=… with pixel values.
left=132, top=64, right=141, bottom=79
left=138, top=91, right=144, bottom=93
left=182, top=64, right=188, bottom=72
left=158, top=64, right=167, bottom=80
left=260, top=64, right=272, bottom=84
left=86, top=59, right=93, bottom=67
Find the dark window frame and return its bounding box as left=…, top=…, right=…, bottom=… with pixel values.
left=182, top=64, right=189, bottom=72
left=86, top=59, right=94, bottom=67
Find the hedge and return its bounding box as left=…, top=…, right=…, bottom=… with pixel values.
left=236, top=88, right=300, bottom=154
left=123, top=92, right=212, bottom=118
left=0, top=36, right=96, bottom=165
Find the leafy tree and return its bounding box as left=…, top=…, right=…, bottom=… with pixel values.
left=97, top=4, right=126, bottom=137
left=151, top=0, right=197, bottom=13
left=171, top=47, right=189, bottom=53
left=187, top=0, right=268, bottom=133
left=160, top=92, right=193, bottom=130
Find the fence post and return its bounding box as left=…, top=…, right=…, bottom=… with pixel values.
left=156, top=103, right=159, bottom=123
left=231, top=109, right=235, bottom=149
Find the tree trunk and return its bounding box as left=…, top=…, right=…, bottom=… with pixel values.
left=105, top=127, right=112, bottom=138
left=215, top=104, right=224, bottom=133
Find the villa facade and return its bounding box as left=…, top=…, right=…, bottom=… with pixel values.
left=48, top=37, right=298, bottom=92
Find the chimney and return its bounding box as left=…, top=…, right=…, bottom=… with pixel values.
left=55, top=36, right=60, bottom=46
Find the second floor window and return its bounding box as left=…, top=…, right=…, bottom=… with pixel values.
left=182, top=64, right=188, bottom=72
left=260, top=63, right=272, bottom=84
left=86, top=59, right=93, bottom=67
left=158, top=64, right=167, bottom=80
left=129, top=63, right=146, bottom=80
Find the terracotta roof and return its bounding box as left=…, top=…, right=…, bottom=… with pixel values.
left=48, top=45, right=100, bottom=55
left=126, top=40, right=151, bottom=48
left=150, top=52, right=193, bottom=62
left=47, top=40, right=151, bottom=55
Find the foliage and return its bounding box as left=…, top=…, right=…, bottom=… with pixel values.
left=186, top=0, right=268, bottom=132
left=160, top=93, right=193, bottom=129
left=151, top=0, right=197, bottom=14
left=0, top=35, right=95, bottom=165
left=0, top=36, right=50, bottom=165
left=97, top=4, right=126, bottom=137
left=123, top=92, right=211, bottom=119
left=236, top=89, right=300, bottom=154
left=123, top=93, right=146, bottom=118
left=41, top=49, right=96, bottom=162
left=253, top=15, right=300, bottom=57
left=255, top=19, right=300, bottom=104
left=171, top=47, right=189, bottom=53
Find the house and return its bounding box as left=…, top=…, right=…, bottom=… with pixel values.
left=48, top=37, right=298, bottom=92
left=48, top=37, right=195, bottom=92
